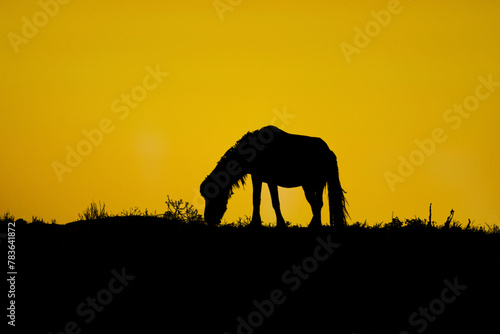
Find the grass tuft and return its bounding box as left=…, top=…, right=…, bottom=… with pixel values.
left=78, top=201, right=108, bottom=221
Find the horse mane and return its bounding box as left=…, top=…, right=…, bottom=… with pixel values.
left=201, top=129, right=259, bottom=199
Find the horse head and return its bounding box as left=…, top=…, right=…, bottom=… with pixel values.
left=200, top=180, right=230, bottom=226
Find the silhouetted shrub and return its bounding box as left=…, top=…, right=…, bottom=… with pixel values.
left=164, top=196, right=203, bottom=223
left=384, top=216, right=404, bottom=229
left=405, top=217, right=427, bottom=228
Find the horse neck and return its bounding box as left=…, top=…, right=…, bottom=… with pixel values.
left=213, top=158, right=248, bottom=191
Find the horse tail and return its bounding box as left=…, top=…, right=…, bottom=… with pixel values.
left=327, top=150, right=349, bottom=230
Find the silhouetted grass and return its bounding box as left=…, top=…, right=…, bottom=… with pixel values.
left=2, top=201, right=499, bottom=234
left=67, top=197, right=203, bottom=224
left=1, top=211, right=15, bottom=223
left=5, top=200, right=500, bottom=334
left=77, top=200, right=109, bottom=221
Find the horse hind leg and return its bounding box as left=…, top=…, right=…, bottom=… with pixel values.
left=304, top=185, right=323, bottom=228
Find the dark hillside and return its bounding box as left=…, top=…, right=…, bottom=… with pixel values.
left=9, top=217, right=500, bottom=333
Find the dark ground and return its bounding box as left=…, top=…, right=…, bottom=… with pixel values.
left=8, top=217, right=500, bottom=333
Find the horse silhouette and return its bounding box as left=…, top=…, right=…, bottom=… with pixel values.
left=200, top=126, right=348, bottom=229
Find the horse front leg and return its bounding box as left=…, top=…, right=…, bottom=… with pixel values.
left=268, top=183, right=287, bottom=228
left=251, top=175, right=262, bottom=227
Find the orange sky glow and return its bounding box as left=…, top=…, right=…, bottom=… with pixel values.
left=1, top=0, right=499, bottom=226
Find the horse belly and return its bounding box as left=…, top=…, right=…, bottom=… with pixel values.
left=252, top=133, right=330, bottom=186
left=260, top=158, right=327, bottom=187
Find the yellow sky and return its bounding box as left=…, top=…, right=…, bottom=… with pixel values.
left=1, top=0, right=499, bottom=226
